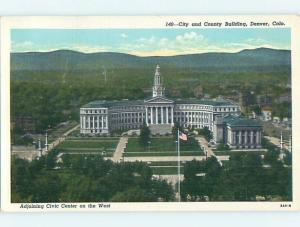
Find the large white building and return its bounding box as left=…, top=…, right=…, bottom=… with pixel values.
left=80, top=65, right=246, bottom=136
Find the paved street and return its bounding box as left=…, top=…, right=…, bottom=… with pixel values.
left=195, top=136, right=215, bottom=157
left=45, top=124, right=80, bottom=154
left=265, top=136, right=289, bottom=150
left=123, top=155, right=229, bottom=162
left=112, top=136, right=128, bottom=162
left=195, top=136, right=228, bottom=166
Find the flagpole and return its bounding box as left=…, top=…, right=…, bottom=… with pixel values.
left=177, top=129, right=181, bottom=202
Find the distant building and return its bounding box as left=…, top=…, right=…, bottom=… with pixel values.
left=213, top=115, right=262, bottom=149
left=262, top=107, right=272, bottom=121
left=80, top=65, right=262, bottom=149
left=273, top=116, right=281, bottom=123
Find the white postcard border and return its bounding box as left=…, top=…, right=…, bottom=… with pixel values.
left=1, top=15, right=299, bottom=212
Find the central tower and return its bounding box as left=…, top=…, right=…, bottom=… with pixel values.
left=152, top=65, right=165, bottom=97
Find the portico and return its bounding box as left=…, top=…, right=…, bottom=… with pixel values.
left=214, top=115, right=263, bottom=149
left=228, top=127, right=262, bottom=149
left=145, top=105, right=174, bottom=125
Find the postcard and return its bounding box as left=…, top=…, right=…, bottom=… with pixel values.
left=0, top=15, right=299, bottom=211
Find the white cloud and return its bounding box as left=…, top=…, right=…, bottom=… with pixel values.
left=11, top=41, right=35, bottom=52
left=120, top=33, right=128, bottom=38
left=175, top=32, right=204, bottom=43
left=11, top=32, right=290, bottom=56
left=11, top=41, right=110, bottom=53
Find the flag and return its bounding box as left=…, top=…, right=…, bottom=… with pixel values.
left=179, top=131, right=187, bottom=141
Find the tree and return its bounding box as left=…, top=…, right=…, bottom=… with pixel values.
left=172, top=122, right=183, bottom=138
left=139, top=123, right=150, bottom=147
left=198, top=126, right=213, bottom=142
left=216, top=143, right=230, bottom=151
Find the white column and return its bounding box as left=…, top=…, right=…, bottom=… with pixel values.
left=85, top=116, right=88, bottom=130
left=88, top=116, right=91, bottom=129
left=106, top=116, right=108, bottom=129
left=244, top=130, right=248, bottom=145
left=166, top=107, right=169, bottom=124
left=97, top=116, right=100, bottom=129
left=171, top=107, right=174, bottom=124
left=232, top=131, right=235, bottom=144
left=239, top=130, right=242, bottom=145
left=145, top=107, right=148, bottom=125
left=161, top=107, right=164, bottom=124
left=150, top=107, right=153, bottom=124
left=256, top=131, right=260, bottom=144
left=101, top=116, right=104, bottom=129
left=156, top=107, right=158, bottom=124
left=250, top=130, right=253, bottom=144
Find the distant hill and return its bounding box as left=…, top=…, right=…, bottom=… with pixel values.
left=11, top=48, right=291, bottom=73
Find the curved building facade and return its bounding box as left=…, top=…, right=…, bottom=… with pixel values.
left=80, top=65, right=242, bottom=136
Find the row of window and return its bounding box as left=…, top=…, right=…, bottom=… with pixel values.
left=87, top=129, right=104, bottom=133
left=112, top=118, right=143, bottom=124
left=214, top=107, right=237, bottom=112
left=176, top=117, right=210, bottom=123
left=85, top=121, right=107, bottom=128
left=182, top=124, right=211, bottom=130
left=174, top=111, right=211, bottom=118
left=177, top=105, right=212, bottom=110
left=82, top=106, right=238, bottom=115
left=111, top=105, right=144, bottom=111
left=83, top=109, right=107, bottom=114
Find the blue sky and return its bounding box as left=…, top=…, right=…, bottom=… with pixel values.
left=11, top=28, right=290, bottom=56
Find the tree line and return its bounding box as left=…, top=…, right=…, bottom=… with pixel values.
left=11, top=151, right=174, bottom=203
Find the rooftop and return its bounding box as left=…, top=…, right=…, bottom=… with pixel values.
left=174, top=98, right=238, bottom=106
left=82, top=100, right=144, bottom=108
left=82, top=97, right=238, bottom=108
left=224, top=115, right=262, bottom=127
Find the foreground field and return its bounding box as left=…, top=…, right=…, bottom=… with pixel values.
left=56, top=137, right=119, bottom=157
left=124, top=137, right=203, bottom=157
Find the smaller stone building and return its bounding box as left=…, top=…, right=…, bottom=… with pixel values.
left=213, top=115, right=262, bottom=149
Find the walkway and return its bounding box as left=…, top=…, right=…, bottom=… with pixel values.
left=124, top=156, right=205, bottom=162
left=112, top=136, right=128, bottom=162
left=265, top=136, right=289, bottom=150
left=195, top=136, right=226, bottom=166
left=45, top=124, right=80, bottom=154
left=123, top=155, right=229, bottom=162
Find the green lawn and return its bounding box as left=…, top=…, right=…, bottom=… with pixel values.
left=58, top=139, right=118, bottom=149
left=59, top=150, right=114, bottom=157
left=124, top=151, right=204, bottom=157
left=56, top=138, right=119, bottom=157
left=125, top=137, right=202, bottom=153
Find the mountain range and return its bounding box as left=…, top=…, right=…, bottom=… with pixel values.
left=11, top=48, right=291, bottom=73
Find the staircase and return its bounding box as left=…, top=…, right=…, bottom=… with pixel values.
left=149, top=124, right=172, bottom=135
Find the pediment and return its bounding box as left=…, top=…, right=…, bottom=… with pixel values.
left=144, top=96, right=174, bottom=104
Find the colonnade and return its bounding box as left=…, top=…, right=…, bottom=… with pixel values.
left=145, top=106, right=174, bottom=125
